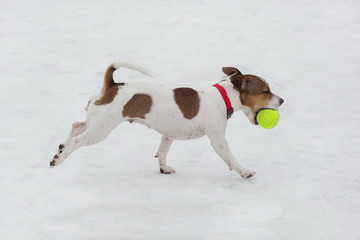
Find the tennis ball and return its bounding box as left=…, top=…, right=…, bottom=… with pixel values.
left=256, top=109, right=280, bottom=129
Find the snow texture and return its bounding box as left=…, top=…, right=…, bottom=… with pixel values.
left=1, top=0, right=360, bottom=239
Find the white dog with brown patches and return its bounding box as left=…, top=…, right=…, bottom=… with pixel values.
left=51, top=62, right=284, bottom=178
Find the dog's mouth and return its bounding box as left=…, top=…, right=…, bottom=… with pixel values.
left=245, top=111, right=259, bottom=125
left=254, top=109, right=263, bottom=125
left=254, top=114, right=259, bottom=125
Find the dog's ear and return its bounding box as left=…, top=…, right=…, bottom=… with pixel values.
left=231, top=75, right=247, bottom=92
left=222, top=67, right=242, bottom=76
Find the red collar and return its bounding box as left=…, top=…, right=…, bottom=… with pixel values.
left=213, top=83, right=234, bottom=119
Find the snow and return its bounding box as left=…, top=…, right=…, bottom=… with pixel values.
left=1, top=0, right=360, bottom=239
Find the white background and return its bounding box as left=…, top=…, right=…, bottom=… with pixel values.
left=1, top=0, right=359, bottom=239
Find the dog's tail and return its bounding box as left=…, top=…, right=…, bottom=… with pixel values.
left=102, top=62, right=153, bottom=90
left=113, top=62, right=153, bottom=78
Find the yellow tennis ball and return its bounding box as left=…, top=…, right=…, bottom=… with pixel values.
left=256, top=109, right=280, bottom=129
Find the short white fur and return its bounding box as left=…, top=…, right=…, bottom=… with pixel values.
left=51, top=62, right=283, bottom=177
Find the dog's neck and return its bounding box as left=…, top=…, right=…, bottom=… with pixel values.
left=216, top=79, right=253, bottom=119
left=216, top=80, right=241, bottom=111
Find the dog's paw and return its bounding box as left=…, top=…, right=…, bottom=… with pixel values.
left=236, top=168, right=256, bottom=178
left=50, top=144, right=66, bottom=168
left=57, top=144, right=64, bottom=154
left=160, top=166, right=176, bottom=174
left=50, top=154, right=59, bottom=168
left=50, top=152, right=65, bottom=168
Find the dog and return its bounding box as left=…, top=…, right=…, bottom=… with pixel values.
left=51, top=62, right=284, bottom=178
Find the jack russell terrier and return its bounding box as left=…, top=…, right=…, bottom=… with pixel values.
left=51, top=62, right=284, bottom=178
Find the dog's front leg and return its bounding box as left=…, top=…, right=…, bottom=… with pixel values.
left=207, top=133, right=255, bottom=178
left=155, top=136, right=175, bottom=174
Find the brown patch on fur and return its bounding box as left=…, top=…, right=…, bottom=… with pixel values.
left=94, top=65, right=125, bottom=105
left=230, top=74, right=273, bottom=112
left=122, top=94, right=152, bottom=119
left=173, top=88, right=200, bottom=119
left=94, top=83, right=124, bottom=105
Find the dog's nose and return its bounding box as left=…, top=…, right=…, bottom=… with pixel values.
left=279, top=98, right=284, bottom=106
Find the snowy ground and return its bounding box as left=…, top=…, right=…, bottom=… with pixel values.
left=1, top=0, right=360, bottom=239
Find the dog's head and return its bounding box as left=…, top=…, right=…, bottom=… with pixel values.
left=223, top=67, right=284, bottom=125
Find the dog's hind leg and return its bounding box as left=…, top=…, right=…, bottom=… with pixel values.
left=51, top=119, right=122, bottom=168
left=155, top=136, right=175, bottom=174
left=57, top=121, right=87, bottom=154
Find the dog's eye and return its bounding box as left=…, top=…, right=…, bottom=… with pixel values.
left=263, top=91, right=270, bottom=94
